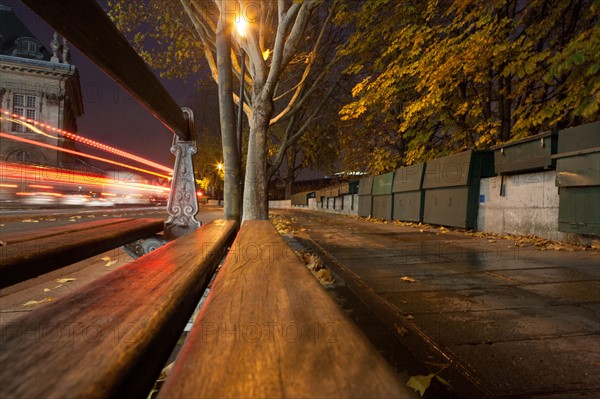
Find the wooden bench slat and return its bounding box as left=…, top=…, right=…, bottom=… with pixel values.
left=0, top=218, right=164, bottom=288
left=0, top=219, right=237, bottom=399
left=1, top=218, right=134, bottom=245
left=159, top=220, right=412, bottom=398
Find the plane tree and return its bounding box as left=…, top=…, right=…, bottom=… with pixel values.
left=108, top=0, right=343, bottom=220
left=337, top=0, right=599, bottom=171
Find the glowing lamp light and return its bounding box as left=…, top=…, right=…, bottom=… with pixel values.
left=235, top=18, right=248, bottom=38
left=217, top=163, right=223, bottom=171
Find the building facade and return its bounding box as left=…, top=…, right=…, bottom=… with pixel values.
left=0, top=4, right=84, bottom=167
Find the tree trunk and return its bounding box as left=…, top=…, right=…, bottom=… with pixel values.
left=284, top=145, right=297, bottom=200
left=216, top=16, right=240, bottom=221
left=243, top=90, right=273, bottom=221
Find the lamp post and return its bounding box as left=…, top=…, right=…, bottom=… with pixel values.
left=217, top=162, right=223, bottom=202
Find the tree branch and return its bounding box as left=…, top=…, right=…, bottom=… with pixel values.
left=270, top=52, right=340, bottom=125
left=267, top=83, right=335, bottom=178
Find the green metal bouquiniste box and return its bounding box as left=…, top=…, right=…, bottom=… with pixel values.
left=357, top=176, right=374, bottom=217
left=392, top=163, right=426, bottom=222
left=371, top=172, right=394, bottom=220
left=348, top=180, right=360, bottom=195
left=492, top=131, right=558, bottom=174
left=552, top=121, right=600, bottom=236
left=422, top=150, right=495, bottom=229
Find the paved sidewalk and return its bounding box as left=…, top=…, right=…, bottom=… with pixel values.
left=276, top=209, right=600, bottom=398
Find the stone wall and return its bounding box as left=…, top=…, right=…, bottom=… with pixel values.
left=477, top=170, right=591, bottom=244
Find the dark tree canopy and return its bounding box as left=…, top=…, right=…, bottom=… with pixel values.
left=336, top=0, right=599, bottom=173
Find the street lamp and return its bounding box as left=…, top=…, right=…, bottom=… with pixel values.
left=216, top=162, right=223, bottom=202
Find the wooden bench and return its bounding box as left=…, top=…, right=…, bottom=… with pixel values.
left=158, top=220, right=411, bottom=398
left=0, top=217, right=164, bottom=288
left=0, top=219, right=238, bottom=398
left=0, top=220, right=412, bottom=398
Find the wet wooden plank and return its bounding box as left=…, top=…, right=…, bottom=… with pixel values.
left=2, top=218, right=134, bottom=245
left=159, top=220, right=412, bottom=398
left=0, top=219, right=238, bottom=399
left=0, top=218, right=164, bottom=288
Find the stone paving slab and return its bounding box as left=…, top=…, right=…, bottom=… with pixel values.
left=492, top=267, right=592, bottom=284
left=277, top=209, right=600, bottom=398
left=448, top=335, right=600, bottom=397
left=381, top=287, right=550, bottom=314
left=414, top=306, right=600, bottom=345
left=517, top=281, right=600, bottom=304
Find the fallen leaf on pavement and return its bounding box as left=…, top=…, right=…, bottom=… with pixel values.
left=406, top=373, right=434, bottom=396
left=400, top=276, right=416, bottom=283
left=395, top=324, right=408, bottom=336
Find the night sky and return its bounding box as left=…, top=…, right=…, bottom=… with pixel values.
left=8, top=0, right=201, bottom=167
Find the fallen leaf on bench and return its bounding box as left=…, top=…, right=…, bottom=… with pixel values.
left=101, top=256, right=118, bottom=267
left=22, top=219, right=38, bottom=223
left=400, top=276, right=416, bottom=283
left=22, top=298, right=53, bottom=306
left=56, top=278, right=76, bottom=283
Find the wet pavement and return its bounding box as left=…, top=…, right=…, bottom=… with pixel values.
left=275, top=209, right=600, bottom=398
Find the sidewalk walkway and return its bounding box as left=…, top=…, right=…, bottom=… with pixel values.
left=277, top=209, right=600, bottom=398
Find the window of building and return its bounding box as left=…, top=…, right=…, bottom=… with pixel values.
left=12, top=94, right=37, bottom=132
left=22, top=40, right=37, bottom=53
left=12, top=37, right=43, bottom=59
left=15, top=150, right=32, bottom=163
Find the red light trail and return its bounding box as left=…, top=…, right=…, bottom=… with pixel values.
left=0, top=131, right=172, bottom=180
left=0, top=108, right=173, bottom=174
left=1, top=161, right=170, bottom=194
